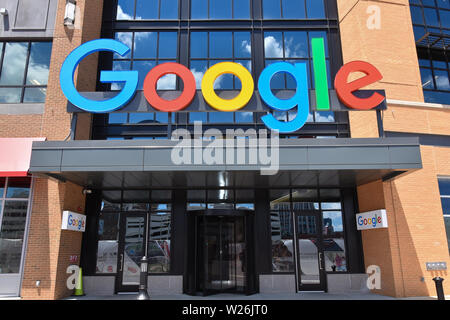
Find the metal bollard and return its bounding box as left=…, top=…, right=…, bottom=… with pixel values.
left=137, top=256, right=150, bottom=300
left=432, top=277, right=445, bottom=300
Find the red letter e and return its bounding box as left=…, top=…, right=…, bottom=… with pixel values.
left=335, top=61, right=385, bottom=110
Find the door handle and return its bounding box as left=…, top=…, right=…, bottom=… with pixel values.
left=119, top=253, right=124, bottom=272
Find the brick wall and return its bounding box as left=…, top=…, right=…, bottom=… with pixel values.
left=18, top=0, right=104, bottom=300
left=21, top=179, right=86, bottom=300
left=338, top=0, right=450, bottom=297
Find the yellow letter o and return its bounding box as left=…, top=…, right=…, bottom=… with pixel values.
left=201, top=62, right=254, bottom=112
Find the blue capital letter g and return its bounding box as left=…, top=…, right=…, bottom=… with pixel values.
left=60, top=39, right=138, bottom=113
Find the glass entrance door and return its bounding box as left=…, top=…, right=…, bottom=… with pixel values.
left=116, top=212, right=147, bottom=292
left=199, top=215, right=246, bottom=295
left=294, top=211, right=327, bottom=291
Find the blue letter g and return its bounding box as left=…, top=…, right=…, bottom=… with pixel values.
left=60, top=39, right=138, bottom=113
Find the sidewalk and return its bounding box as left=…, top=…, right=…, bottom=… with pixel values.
left=64, top=292, right=398, bottom=300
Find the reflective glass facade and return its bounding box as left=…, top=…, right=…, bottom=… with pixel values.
left=93, top=0, right=348, bottom=140
left=0, top=42, right=52, bottom=103
left=438, top=178, right=450, bottom=254
left=410, top=0, right=450, bottom=104
left=0, top=178, right=32, bottom=274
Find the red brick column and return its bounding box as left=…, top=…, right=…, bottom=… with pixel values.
left=20, top=0, right=104, bottom=300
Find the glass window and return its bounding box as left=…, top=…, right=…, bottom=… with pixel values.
left=438, top=178, right=450, bottom=254
left=118, top=0, right=179, bottom=20
left=158, top=32, right=178, bottom=59
left=189, top=112, right=208, bottom=123
left=0, top=200, right=29, bottom=274
left=270, top=189, right=294, bottom=273
left=263, top=0, right=282, bottom=19
left=116, top=0, right=134, bottom=19
left=323, top=237, right=347, bottom=272
left=109, top=113, right=128, bottom=124
left=434, top=69, right=450, bottom=90
left=190, top=31, right=251, bottom=91
left=283, top=0, right=306, bottom=19
left=306, top=0, right=325, bottom=19
left=0, top=41, right=52, bottom=104
left=129, top=113, right=154, bottom=124
left=134, top=32, right=157, bottom=59
left=0, top=42, right=28, bottom=85
left=190, top=32, right=208, bottom=58
left=263, top=0, right=325, bottom=19
left=96, top=211, right=120, bottom=274
left=23, top=88, right=47, bottom=103
left=112, top=31, right=178, bottom=91
left=210, top=32, right=233, bottom=58
left=0, top=88, right=22, bottom=104
left=192, top=0, right=250, bottom=19
left=0, top=178, right=5, bottom=197
left=410, top=1, right=450, bottom=105
left=271, top=195, right=294, bottom=273
left=148, top=211, right=171, bottom=273
left=211, top=0, right=232, bottom=19
left=6, top=178, right=30, bottom=199
left=160, top=0, right=179, bottom=19
left=26, top=42, right=52, bottom=86
left=191, top=0, right=208, bottom=19
left=234, top=0, right=251, bottom=19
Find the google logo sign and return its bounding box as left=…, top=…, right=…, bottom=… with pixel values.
left=68, top=214, right=85, bottom=231
left=60, top=39, right=385, bottom=133
left=358, top=214, right=382, bottom=229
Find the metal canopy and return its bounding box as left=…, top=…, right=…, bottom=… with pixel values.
left=29, top=138, right=422, bottom=189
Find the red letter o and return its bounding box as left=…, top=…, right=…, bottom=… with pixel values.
left=143, top=62, right=196, bottom=112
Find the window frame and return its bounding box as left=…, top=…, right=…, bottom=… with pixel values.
left=0, top=41, right=51, bottom=104
left=269, top=187, right=349, bottom=275
left=438, top=177, right=450, bottom=255
left=94, top=189, right=174, bottom=275
left=0, top=177, right=34, bottom=276
left=409, top=0, right=450, bottom=104
left=93, top=0, right=348, bottom=140
left=116, top=0, right=180, bottom=20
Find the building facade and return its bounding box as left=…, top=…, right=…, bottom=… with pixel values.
left=0, top=0, right=448, bottom=299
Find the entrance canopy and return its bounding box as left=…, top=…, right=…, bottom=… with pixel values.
left=29, top=138, right=422, bottom=189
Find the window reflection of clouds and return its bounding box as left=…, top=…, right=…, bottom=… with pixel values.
left=117, top=0, right=179, bottom=20
left=133, top=32, right=157, bottom=59
left=314, top=112, right=335, bottom=123
left=190, top=32, right=251, bottom=90
left=133, top=61, right=155, bottom=89
left=0, top=43, right=28, bottom=85
left=26, top=43, right=52, bottom=86
left=116, top=2, right=135, bottom=20
left=264, top=34, right=284, bottom=58
left=284, top=32, right=308, bottom=58
left=23, top=88, right=47, bottom=103
left=0, top=41, right=51, bottom=103
left=0, top=88, right=22, bottom=103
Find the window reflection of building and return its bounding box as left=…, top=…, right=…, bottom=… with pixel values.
left=269, top=189, right=348, bottom=273
left=0, top=178, right=32, bottom=275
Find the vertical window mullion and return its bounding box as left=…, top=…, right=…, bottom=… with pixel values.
left=158, top=0, right=161, bottom=19
left=21, top=42, right=32, bottom=103
left=280, top=0, right=283, bottom=18
left=0, top=42, right=5, bottom=80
